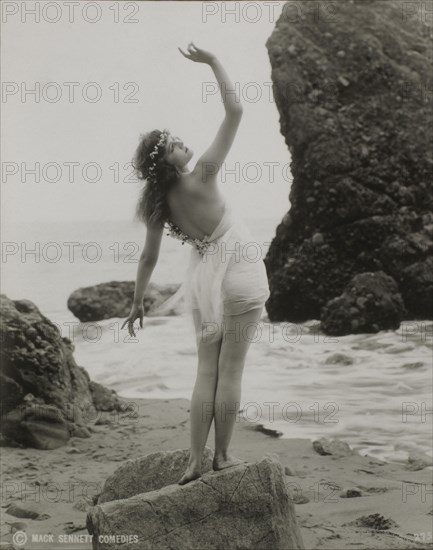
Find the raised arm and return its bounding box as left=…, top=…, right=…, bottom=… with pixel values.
left=178, top=43, right=243, bottom=182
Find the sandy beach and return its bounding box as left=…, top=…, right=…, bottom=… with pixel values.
left=2, top=0, right=432, bottom=548
left=2, top=397, right=432, bottom=550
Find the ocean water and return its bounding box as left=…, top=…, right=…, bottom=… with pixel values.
left=2, top=219, right=432, bottom=464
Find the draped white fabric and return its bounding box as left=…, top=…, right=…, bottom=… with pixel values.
left=148, top=201, right=270, bottom=344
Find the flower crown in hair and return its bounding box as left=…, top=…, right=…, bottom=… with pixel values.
left=147, top=129, right=169, bottom=183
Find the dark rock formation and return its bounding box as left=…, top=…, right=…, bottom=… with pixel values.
left=87, top=453, right=305, bottom=550
left=1, top=404, right=70, bottom=450
left=0, top=294, right=126, bottom=449
left=97, top=448, right=214, bottom=504
left=89, top=381, right=124, bottom=412
left=265, top=0, right=433, bottom=332
left=67, top=281, right=180, bottom=322
left=346, top=513, right=398, bottom=530
left=340, top=487, right=363, bottom=498
left=321, top=271, right=406, bottom=334
left=5, top=502, right=50, bottom=521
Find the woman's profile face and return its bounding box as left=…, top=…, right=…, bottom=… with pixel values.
left=163, top=133, right=194, bottom=168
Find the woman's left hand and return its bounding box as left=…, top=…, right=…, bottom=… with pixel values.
left=178, top=42, right=216, bottom=65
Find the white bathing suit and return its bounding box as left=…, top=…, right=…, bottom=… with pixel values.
left=148, top=200, right=270, bottom=344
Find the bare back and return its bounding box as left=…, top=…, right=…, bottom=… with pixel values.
left=138, top=54, right=244, bottom=267
left=166, top=172, right=226, bottom=240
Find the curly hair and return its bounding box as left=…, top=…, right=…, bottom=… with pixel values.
left=132, top=129, right=181, bottom=228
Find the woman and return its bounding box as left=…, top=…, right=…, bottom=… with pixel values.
left=122, top=42, right=270, bottom=485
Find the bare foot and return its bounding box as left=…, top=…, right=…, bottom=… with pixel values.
left=177, top=464, right=202, bottom=485
left=213, top=453, right=247, bottom=471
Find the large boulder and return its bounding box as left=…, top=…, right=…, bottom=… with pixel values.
left=87, top=453, right=305, bottom=550
left=0, top=294, right=126, bottom=448
left=97, top=448, right=215, bottom=504
left=67, top=281, right=181, bottom=322
left=321, top=271, right=406, bottom=335
left=264, top=0, right=433, bottom=331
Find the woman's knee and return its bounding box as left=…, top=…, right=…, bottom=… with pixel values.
left=217, top=358, right=245, bottom=383
left=196, top=340, right=221, bottom=376
left=218, top=327, right=253, bottom=367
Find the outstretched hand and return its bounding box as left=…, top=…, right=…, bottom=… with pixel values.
left=121, top=304, right=144, bottom=338
left=178, top=42, right=216, bottom=65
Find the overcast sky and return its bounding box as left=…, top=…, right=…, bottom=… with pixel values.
left=2, top=1, right=292, bottom=224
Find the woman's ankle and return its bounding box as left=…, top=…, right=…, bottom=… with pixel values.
left=188, top=454, right=203, bottom=468
left=214, top=449, right=228, bottom=460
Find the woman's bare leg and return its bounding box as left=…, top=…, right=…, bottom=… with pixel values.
left=213, top=306, right=264, bottom=470
left=178, top=308, right=222, bottom=484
